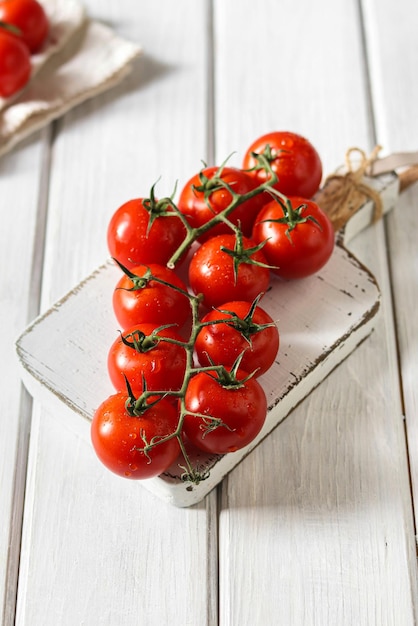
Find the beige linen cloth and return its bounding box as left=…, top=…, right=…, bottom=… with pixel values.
left=0, top=0, right=142, bottom=158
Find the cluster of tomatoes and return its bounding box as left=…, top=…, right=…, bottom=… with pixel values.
left=91, top=131, right=336, bottom=485
left=0, top=0, right=49, bottom=98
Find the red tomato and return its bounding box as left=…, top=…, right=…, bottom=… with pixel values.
left=0, top=0, right=49, bottom=53
left=195, top=299, right=279, bottom=377
left=108, top=323, right=187, bottom=397
left=188, top=233, right=271, bottom=308
left=177, top=165, right=265, bottom=240
left=0, top=25, right=31, bottom=97
left=242, top=131, right=323, bottom=199
left=112, top=263, right=191, bottom=330
left=183, top=369, right=267, bottom=454
left=107, top=197, right=186, bottom=270
left=91, top=393, right=180, bottom=479
left=252, top=196, right=335, bottom=280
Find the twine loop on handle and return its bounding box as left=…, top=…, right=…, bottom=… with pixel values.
left=318, top=145, right=384, bottom=232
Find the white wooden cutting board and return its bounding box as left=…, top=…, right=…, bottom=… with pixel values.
left=15, top=171, right=398, bottom=506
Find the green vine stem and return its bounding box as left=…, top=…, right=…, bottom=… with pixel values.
left=163, top=153, right=286, bottom=267
left=115, top=263, right=266, bottom=486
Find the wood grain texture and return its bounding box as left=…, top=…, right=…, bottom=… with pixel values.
left=214, top=0, right=418, bottom=623
left=362, top=0, right=418, bottom=553
left=0, top=132, right=49, bottom=623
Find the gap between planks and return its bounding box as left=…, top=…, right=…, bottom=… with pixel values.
left=3, top=124, right=55, bottom=626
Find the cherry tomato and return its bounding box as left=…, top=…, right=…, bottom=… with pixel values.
left=0, top=25, right=31, bottom=97
left=195, top=299, right=279, bottom=377
left=91, top=393, right=180, bottom=479
left=242, top=131, right=323, bottom=199
left=112, top=263, right=191, bottom=330
left=188, top=233, right=271, bottom=309
left=0, top=0, right=49, bottom=53
left=108, top=323, right=187, bottom=398
left=107, top=197, right=186, bottom=270
left=177, top=165, right=264, bottom=240
left=183, top=369, right=267, bottom=454
left=252, top=196, right=334, bottom=280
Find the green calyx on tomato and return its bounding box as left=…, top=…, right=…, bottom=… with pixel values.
left=119, top=324, right=180, bottom=353
left=123, top=375, right=164, bottom=417
left=191, top=157, right=233, bottom=196
left=220, top=230, right=276, bottom=281
left=113, top=258, right=154, bottom=291
left=248, top=144, right=288, bottom=172
left=142, top=180, right=182, bottom=232
left=261, top=196, right=322, bottom=242
left=202, top=352, right=257, bottom=390
left=113, top=257, right=188, bottom=297
left=210, top=294, right=274, bottom=343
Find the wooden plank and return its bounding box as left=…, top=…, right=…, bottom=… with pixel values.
left=362, top=0, right=418, bottom=551
left=213, top=0, right=417, bottom=623
left=0, top=133, right=47, bottom=623
left=15, top=1, right=218, bottom=624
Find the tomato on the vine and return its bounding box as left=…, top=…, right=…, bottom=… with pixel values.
left=188, top=233, right=271, bottom=309
left=252, top=196, right=334, bottom=280
left=0, top=0, right=49, bottom=53
left=112, top=262, right=191, bottom=330
left=177, top=165, right=265, bottom=240
left=195, top=298, right=279, bottom=377
left=0, top=25, right=31, bottom=97
left=91, top=393, right=180, bottom=479
left=183, top=368, right=267, bottom=454
left=108, top=323, right=187, bottom=397
left=242, top=131, right=322, bottom=199
left=107, top=197, right=186, bottom=270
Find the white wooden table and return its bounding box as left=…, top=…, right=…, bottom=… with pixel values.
left=1, top=1, right=418, bottom=624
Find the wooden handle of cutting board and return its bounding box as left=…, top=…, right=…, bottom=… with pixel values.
left=398, top=164, right=418, bottom=192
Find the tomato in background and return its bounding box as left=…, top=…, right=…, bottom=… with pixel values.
left=242, top=131, right=323, bottom=199
left=0, top=0, right=49, bottom=53
left=107, top=198, right=186, bottom=270
left=107, top=323, right=187, bottom=398
left=112, top=263, right=191, bottom=330
left=91, top=393, right=180, bottom=479
left=252, top=196, right=334, bottom=280
left=177, top=165, right=265, bottom=240
left=195, top=299, right=279, bottom=377
left=188, top=233, right=271, bottom=308
left=183, top=369, right=267, bottom=454
left=0, top=25, right=31, bottom=97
